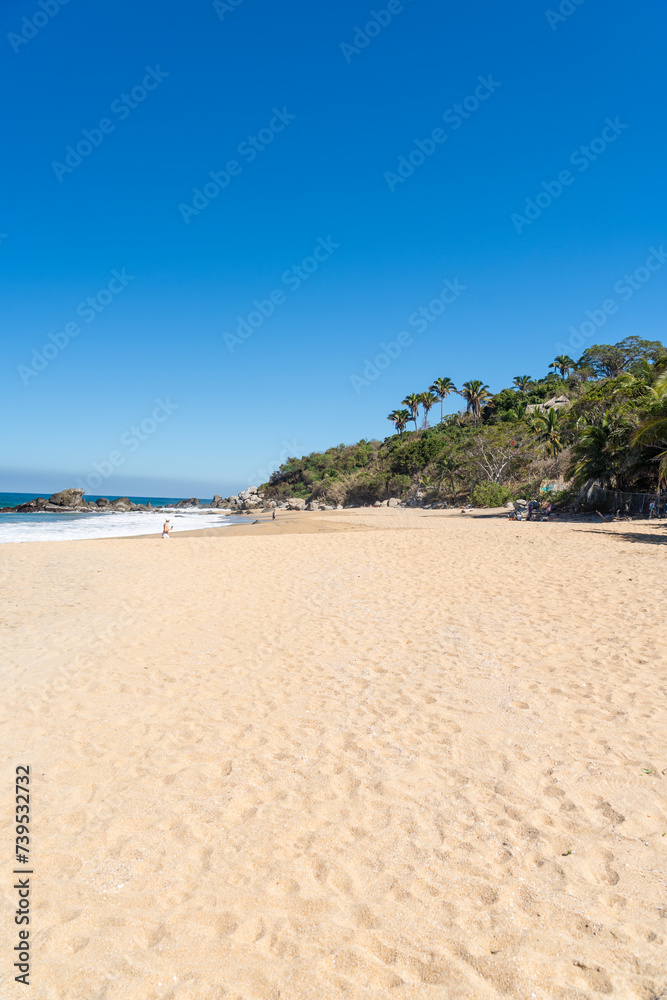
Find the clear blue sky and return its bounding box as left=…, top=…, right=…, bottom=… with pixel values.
left=1, top=0, right=665, bottom=497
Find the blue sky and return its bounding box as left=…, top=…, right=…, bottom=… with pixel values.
left=1, top=0, right=665, bottom=497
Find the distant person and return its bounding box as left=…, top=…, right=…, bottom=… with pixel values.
left=162, top=519, right=172, bottom=539
left=527, top=500, right=536, bottom=521
left=272, top=509, right=276, bottom=520
left=544, top=501, right=552, bottom=521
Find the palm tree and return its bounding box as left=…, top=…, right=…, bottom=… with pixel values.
left=513, top=375, right=532, bottom=393
left=631, top=374, right=667, bottom=485
left=419, top=391, right=438, bottom=429
left=459, top=380, right=491, bottom=427
left=387, top=408, right=411, bottom=435
left=436, top=455, right=460, bottom=498
left=429, top=377, right=457, bottom=423
left=570, top=412, right=630, bottom=490
left=531, top=407, right=564, bottom=457
left=402, top=394, right=421, bottom=430
left=549, top=355, right=576, bottom=380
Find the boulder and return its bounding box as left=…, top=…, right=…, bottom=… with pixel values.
left=287, top=498, right=307, bottom=511
left=387, top=498, right=399, bottom=507
left=15, top=497, right=48, bottom=512
left=175, top=498, right=201, bottom=508
left=96, top=498, right=111, bottom=507
left=307, top=501, right=319, bottom=511
left=212, top=495, right=222, bottom=504
left=49, top=488, right=85, bottom=508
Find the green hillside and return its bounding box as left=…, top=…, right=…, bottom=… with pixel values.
left=261, top=337, right=667, bottom=507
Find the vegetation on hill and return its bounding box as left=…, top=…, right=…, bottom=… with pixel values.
left=260, top=337, right=667, bottom=507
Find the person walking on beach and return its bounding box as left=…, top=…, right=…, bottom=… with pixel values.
left=272, top=509, right=276, bottom=520
left=162, top=518, right=172, bottom=539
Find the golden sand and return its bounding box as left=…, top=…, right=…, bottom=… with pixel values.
left=2, top=508, right=666, bottom=999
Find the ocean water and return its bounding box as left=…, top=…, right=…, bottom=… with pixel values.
left=0, top=492, right=250, bottom=544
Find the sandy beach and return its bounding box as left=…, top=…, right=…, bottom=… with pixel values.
left=2, top=508, right=666, bottom=999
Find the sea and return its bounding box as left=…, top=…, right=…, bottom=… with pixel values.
left=0, top=492, right=249, bottom=544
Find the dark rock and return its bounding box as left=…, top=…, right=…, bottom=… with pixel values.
left=15, top=497, right=48, bottom=512
left=96, top=498, right=112, bottom=507
left=175, top=498, right=201, bottom=508
left=48, top=488, right=85, bottom=508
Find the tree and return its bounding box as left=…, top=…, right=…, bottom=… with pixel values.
left=513, top=375, right=532, bottom=393
left=549, top=355, right=576, bottom=379
left=402, top=394, right=421, bottom=430
left=436, top=455, right=460, bottom=497
left=578, top=338, right=666, bottom=379
left=569, top=412, right=631, bottom=490
left=429, top=377, right=457, bottom=423
left=631, top=374, right=667, bottom=486
left=387, top=409, right=411, bottom=435
left=531, top=407, right=564, bottom=457
left=459, top=380, right=491, bottom=427
left=419, top=391, right=438, bottom=429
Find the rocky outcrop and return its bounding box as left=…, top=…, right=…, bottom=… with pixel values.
left=175, top=498, right=201, bottom=508
left=49, top=488, right=85, bottom=507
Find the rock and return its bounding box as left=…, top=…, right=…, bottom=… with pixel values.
left=96, top=498, right=111, bottom=507
left=48, top=488, right=85, bottom=507
left=175, top=498, right=201, bottom=508
left=212, top=495, right=222, bottom=504
left=287, top=498, right=307, bottom=511
left=504, top=501, right=514, bottom=509
left=307, top=501, right=319, bottom=511
left=373, top=500, right=382, bottom=507
left=387, top=498, right=399, bottom=507
left=15, top=497, right=48, bottom=512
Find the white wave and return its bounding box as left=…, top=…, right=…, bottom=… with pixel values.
left=0, top=507, right=249, bottom=544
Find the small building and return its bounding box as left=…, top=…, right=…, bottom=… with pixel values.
left=525, top=394, right=570, bottom=416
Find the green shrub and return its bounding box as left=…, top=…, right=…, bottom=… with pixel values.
left=470, top=482, right=513, bottom=508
